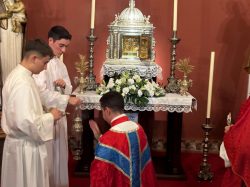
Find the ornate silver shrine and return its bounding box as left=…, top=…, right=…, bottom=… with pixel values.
left=103, top=0, right=162, bottom=79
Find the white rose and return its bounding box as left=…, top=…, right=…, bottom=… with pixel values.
left=107, top=78, right=114, bottom=88
left=133, top=74, right=140, bottom=80
left=115, top=79, right=122, bottom=85
left=149, top=90, right=154, bottom=97
left=128, top=78, right=134, bottom=85
left=115, top=86, right=121, bottom=92
left=129, top=85, right=136, bottom=90
left=122, top=87, right=129, bottom=95
left=138, top=90, right=143, bottom=97
left=121, top=77, right=126, bottom=84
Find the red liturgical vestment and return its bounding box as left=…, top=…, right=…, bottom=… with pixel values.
left=223, top=97, right=250, bottom=186
left=90, top=115, right=157, bottom=187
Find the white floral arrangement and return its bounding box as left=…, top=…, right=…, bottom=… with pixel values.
left=96, top=71, right=166, bottom=107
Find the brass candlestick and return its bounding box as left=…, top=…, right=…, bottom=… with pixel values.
left=70, top=107, right=83, bottom=160
left=166, top=31, right=180, bottom=93
left=86, top=28, right=97, bottom=90
left=197, top=118, right=214, bottom=181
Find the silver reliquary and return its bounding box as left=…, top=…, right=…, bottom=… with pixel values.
left=103, top=0, right=162, bottom=79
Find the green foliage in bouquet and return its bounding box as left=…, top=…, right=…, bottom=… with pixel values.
left=96, top=71, right=166, bottom=107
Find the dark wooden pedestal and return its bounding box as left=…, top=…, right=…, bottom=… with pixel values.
left=153, top=112, right=186, bottom=180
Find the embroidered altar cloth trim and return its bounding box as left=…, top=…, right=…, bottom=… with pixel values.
left=73, top=90, right=197, bottom=113
left=101, top=64, right=163, bottom=80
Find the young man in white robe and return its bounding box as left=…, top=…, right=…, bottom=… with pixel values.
left=1, top=39, right=63, bottom=187
left=33, top=25, right=80, bottom=187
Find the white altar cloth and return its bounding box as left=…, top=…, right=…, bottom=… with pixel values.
left=73, top=89, right=197, bottom=113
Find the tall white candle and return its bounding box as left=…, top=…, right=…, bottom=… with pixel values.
left=206, top=51, right=215, bottom=119
left=173, top=0, right=178, bottom=31
left=90, top=0, right=96, bottom=29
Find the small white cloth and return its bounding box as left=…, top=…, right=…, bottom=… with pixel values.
left=219, top=142, right=231, bottom=167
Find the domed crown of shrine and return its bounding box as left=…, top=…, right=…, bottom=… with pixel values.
left=111, top=0, right=152, bottom=27
left=119, top=0, right=144, bottom=25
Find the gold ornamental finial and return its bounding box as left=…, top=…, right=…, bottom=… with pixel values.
left=176, top=58, right=194, bottom=96
left=176, top=58, right=194, bottom=75
left=75, top=54, right=89, bottom=75
left=75, top=54, right=89, bottom=94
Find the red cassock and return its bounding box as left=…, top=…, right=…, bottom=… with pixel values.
left=222, top=97, right=250, bottom=187
left=90, top=115, right=157, bottom=187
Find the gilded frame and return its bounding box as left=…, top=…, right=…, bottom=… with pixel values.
left=121, top=35, right=140, bottom=59
left=139, top=34, right=151, bottom=60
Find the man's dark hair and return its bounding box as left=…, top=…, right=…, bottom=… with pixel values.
left=48, top=25, right=72, bottom=40
left=100, top=91, right=124, bottom=113
left=23, top=39, right=53, bottom=59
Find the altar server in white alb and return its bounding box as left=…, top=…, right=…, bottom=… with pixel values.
left=1, top=39, right=63, bottom=187
left=33, top=26, right=80, bottom=187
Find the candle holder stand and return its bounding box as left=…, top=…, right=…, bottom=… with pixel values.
left=166, top=31, right=181, bottom=93
left=197, top=118, right=214, bottom=181
left=86, top=28, right=97, bottom=90
left=70, top=107, right=83, bottom=160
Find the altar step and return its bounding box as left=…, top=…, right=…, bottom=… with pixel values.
left=69, top=152, right=225, bottom=187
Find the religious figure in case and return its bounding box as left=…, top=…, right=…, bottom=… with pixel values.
left=139, top=34, right=151, bottom=60
left=121, top=35, right=140, bottom=59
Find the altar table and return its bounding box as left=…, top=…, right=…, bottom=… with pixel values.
left=73, top=90, right=197, bottom=179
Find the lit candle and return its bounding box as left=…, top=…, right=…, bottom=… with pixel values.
left=206, top=51, right=215, bottom=119
left=90, top=0, right=96, bottom=29
left=173, top=0, right=178, bottom=31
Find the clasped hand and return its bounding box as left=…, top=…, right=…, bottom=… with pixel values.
left=54, top=79, right=66, bottom=88
left=89, top=120, right=101, bottom=140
